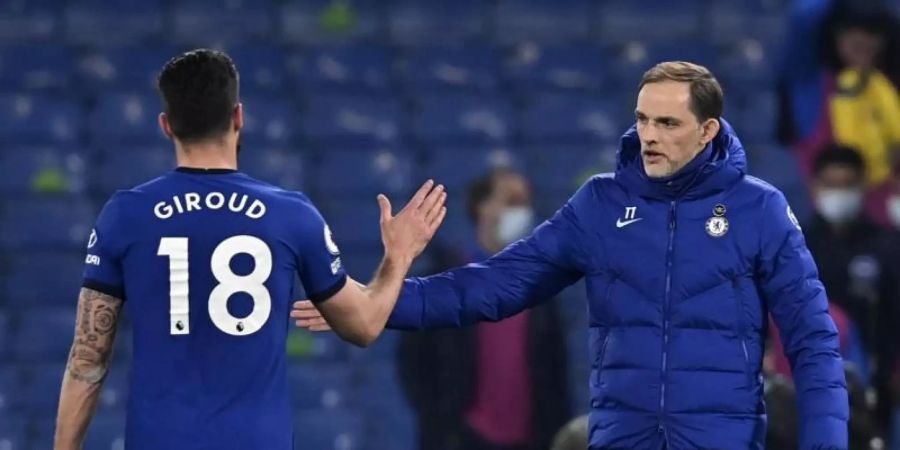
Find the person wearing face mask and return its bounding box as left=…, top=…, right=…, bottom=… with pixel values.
left=394, top=167, right=571, bottom=450
left=865, top=160, right=900, bottom=232
left=804, top=144, right=900, bottom=430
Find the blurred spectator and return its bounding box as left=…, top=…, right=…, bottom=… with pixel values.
left=864, top=157, right=900, bottom=230
left=550, top=415, right=588, bottom=450
left=777, top=0, right=900, bottom=184
left=397, top=168, right=570, bottom=450
left=803, top=144, right=900, bottom=427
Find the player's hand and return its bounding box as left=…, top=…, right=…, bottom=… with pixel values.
left=290, top=300, right=332, bottom=331
left=378, top=179, right=447, bottom=266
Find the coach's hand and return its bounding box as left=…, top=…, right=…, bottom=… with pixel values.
left=379, top=179, right=447, bottom=266
left=291, top=300, right=331, bottom=331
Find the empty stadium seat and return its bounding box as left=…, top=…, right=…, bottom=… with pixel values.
left=240, top=95, right=300, bottom=145
left=595, top=0, right=704, bottom=44
left=402, top=46, right=500, bottom=93
left=83, top=414, right=126, bottom=449
left=413, top=94, right=513, bottom=145
left=520, top=94, right=623, bottom=145
left=92, top=145, right=175, bottom=195
left=495, top=0, right=591, bottom=44
left=0, top=0, right=57, bottom=44
left=0, top=94, right=83, bottom=145
left=172, top=0, right=274, bottom=46
left=524, top=143, right=617, bottom=196
left=609, top=41, right=719, bottom=88
left=64, top=0, right=164, bottom=46
left=388, top=0, right=487, bottom=45
left=289, top=46, right=394, bottom=94
left=0, top=197, right=94, bottom=251
left=281, top=0, right=381, bottom=44
left=88, top=93, right=166, bottom=145
left=317, top=198, right=383, bottom=250
left=312, top=146, right=414, bottom=197
left=0, top=148, right=88, bottom=195
left=422, top=145, right=520, bottom=190
left=227, top=46, right=290, bottom=92
left=293, top=410, right=365, bottom=450
left=0, top=414, right=26, bottom=450
left=288, top=363, right=355, bottom=410
left=12, top=310, right=76, bottom=363
left=286, top=329, right=349, bottom=362
left=717, top=39, right=779, bottom=90
left=1, top=252, right=86, bottom=307
left=708, top=0, right=786, bottom=45
left=76, top=47, right=179, bottom=93
left=505, top=43, right=612, bottom=93
left=302, top=95, right=402, bottom=145
left=0, top=366, right=17, bottom=413
left=239, top=147, right=307, bottom=192
left=0, top=45, right=73, bottom=91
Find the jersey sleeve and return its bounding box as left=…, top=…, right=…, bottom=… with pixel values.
left=291, top=194, right=348, bottom=303
left=83, top=193, right=129, bottom=300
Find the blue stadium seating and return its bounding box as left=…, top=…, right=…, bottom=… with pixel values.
left=240, top=147, right=307, bottom=192
left=357, top=363, right=416, bottom=450
left=0, top=94, right=83, bottom=145
left=288, top=363, right=355, bottom=410
left=240, top=95, right=300, bottom=145
left=64, top=0, right=165, bottom=46
left=89, top=93, right=165, bottom=145
left=413, top=94, right=514, bottom=145
left=12, top=310, right=75, bottom=363
left=422, top=145, right=520, bottom=190
left=95, top=364, right=129, bottom=413
left=717, top=40, right=780, bottom=91
left=0, top=414, right=26, bottom=450
left=595, top=0, right=705, bottom=44
left=1, top=252, right=86, bottom=308
left=227, top=46, right=290, bottom=92
left=302, top=95, right=402, bottom=145
left=505, top=43, right=612, bottom=93
left=346, top=329, right=401, bottom=364
left=723, top=89, right=778, bottom=143
left=0, top=366, right=16, bottom=412
left=290, top=45, right=394, bottom=94
left=83, top=414, right=126, bottom=450
left=76, top=47, right=179, bottom=94
left=708, top=0, right=787, bottom=45
left=171, top=0, right=274, bottom=46
left=281, top=0, right=382, bottom=44
left=388, top=0, right=488, bottom=45
left=0, top=0, right=57, bottom=44
left=0, top=45, right=73, bottom=91
left=609, top=42, right=719, bottom=88
left=312, top=146, right=414, bottom=197
left=402, top=46, right=500, bottom=93
left=317, top=197, right=383, bottom=251
left=286, top=329, right=349, bottom=362
left=0, top=311, right=7, bottom=359
left=524, top=143, right=617, bottom=199
left=495, top=0, right=592, bottom=44
left=520, top=94, right=623, bottom=145
left=0, top=197, right=94, bottom=251
left=0, top=148, right=88, bottom=195
left=93, top=145, right=175, bottom=195
left=293, top=410, right=365, bottom=450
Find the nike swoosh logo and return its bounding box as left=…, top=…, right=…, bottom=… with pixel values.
left=616, top=218, right=643, bottom=228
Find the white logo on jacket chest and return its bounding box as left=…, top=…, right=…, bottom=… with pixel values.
left=616, top=206, right=643, bottom=228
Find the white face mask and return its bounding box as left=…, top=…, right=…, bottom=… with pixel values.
left=887, top=195, right=900, bottom=228
left=816, top=188, right=863, bottom=224
left=496, top=206, right=534, bottom=245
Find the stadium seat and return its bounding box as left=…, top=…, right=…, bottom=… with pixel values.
left=1, top=252, right=86, bottom=307
left=388, top=0, right=487, bottom=45
left=0, top=45, right=73, bottom=91
left=609, top=42, right=719, bottom=88
left=0, top=94, right=83, bottom=145
left=288, top=363, right=355, bottom=410
left=717, top=39, right=779, bottom=90
left=505, top=43, right=612, bottom=94
left=0, top=312, right=7, bottom=360
left=12, top=310, right=75, bottom=364
left=346, top=329, right=400, bottom=364
left=83, top=414, right=126, bottom=449
left=76, top=46, right=179, bottom=94
left=524, top=143, right=617, bottom=196
left=96, top=365, right=129, bottom=413
left=520, top=94, right=623, bottom=145
left=281, top=0, right=381, bottom=45
left=495, top=0, right=591, bottom=44
left=239, top=147, right=307, bottom=192
left=0, top=197, right=94, bottom=251
left=724, top=89, right=777, bottom=143
left=88, top=93, right=166, bottom=145
left=301, top=95, right=402, bottom=145
left=226, top=46, right=290, bottom=92
left=595, top=0, right=704, bottom=44
left=0, top=0, right=57, bottom=44
left=240, top=95, right=300, bottom=145
left=293, top=410, right=365, bottom=450
left=356, top=362, right=416, bottom=450
left=286, top=329, right=349, bottom=362
left=64, top=0, right=164, bottom=46
left=0, top=148, right=88, bottom=195
left=422, top=145, right=520, bottom=190
left=0, top=414, right=26, bottom=450
left=402, top=46, right=500, bottom=93
left=0, top=366, right=17, bottom=412
left=412, top=94, right=514, bottom=145
left=92, top=145, right=175, bottom=195
left=312, top=146, right=414, bottom=198
left=317, top=198, right=383, bottom=251
left=171, top=0, right=274, bottom=46
left=708, top=0, right=786, bottom=45
left=289, top=45, right=394, bottom=95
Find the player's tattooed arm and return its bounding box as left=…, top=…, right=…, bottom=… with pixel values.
left=55, top=288, right=122, bottom=450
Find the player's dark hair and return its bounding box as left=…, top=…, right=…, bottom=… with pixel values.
left=157, top=49, right=239, bottom=142
left=466, top=166, right=518, bottom=223
left=639, top=61, right=724, bottom=122
left=813, top=144, right=866, bottom=178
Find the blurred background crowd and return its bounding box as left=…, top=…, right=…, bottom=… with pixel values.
left=0, top=0, right=898, bottom=449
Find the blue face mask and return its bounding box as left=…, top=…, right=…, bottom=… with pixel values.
left=496, top=206, right=534, bottom=245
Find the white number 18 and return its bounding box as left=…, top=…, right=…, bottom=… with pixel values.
left=158, top=235, right=273, bottom=336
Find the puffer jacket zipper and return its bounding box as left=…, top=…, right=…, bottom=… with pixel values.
left=658, top=200, right=677, bottom=441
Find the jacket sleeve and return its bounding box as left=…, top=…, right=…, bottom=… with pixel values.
left=386, top=180, right=597, bottom=330
left=757, top=190, right=849, bottom=449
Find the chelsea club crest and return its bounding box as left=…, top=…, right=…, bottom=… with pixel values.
left=705, top=204, right=729, bottom=237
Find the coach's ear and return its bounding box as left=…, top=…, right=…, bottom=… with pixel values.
left=233, top=103, right=243, bottom=133
left=159, top=113, right=174, bottom=140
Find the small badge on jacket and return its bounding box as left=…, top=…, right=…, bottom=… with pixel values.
left=706, top=203, right=729, bottom=237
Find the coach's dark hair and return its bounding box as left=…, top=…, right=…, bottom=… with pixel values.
left=157, top=49, right=239, bottom=142
left=639, top=61, right=724, bottom=122
left=813, top=144, right=866, bottom=178
left=465, top=166, right=519, bottom=223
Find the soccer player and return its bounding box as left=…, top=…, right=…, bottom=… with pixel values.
left=294, top=62, right=850, bottom=449
left=53, top=49, right=446, bottom=450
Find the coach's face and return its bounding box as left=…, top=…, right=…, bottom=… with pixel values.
left=636, top=81, right=717, bottom=178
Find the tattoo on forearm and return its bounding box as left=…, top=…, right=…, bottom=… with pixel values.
left=66, top=288, right=122, bottom=384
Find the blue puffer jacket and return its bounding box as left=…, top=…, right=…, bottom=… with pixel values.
left=387, top=121, right=849, bottom=449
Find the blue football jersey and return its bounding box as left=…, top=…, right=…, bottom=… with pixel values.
left=83, top=167, right=347, bottom=450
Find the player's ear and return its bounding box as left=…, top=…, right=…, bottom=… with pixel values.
left=700, top=118, right=720, bottom=146
left=159, top=113, right=174, bottom=140
left=233, top=103, right=243, bottom=132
